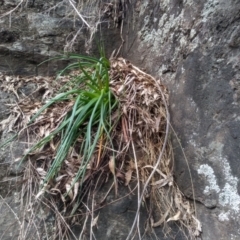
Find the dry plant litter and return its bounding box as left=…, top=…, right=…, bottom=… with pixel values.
left=0, top=56, right=201, bottom=239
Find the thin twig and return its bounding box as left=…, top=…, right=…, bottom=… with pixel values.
left=68, top=0, right=91, bottom=28
left=0, top=0, right=24, bottom=18
left=130, top=141, right=141, bottom=239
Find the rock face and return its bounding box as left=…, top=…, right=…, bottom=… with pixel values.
left=0, top=0, right=87, bottom=75
left=0, top=0, right=121, bottom=76
left=1, top=0, right=240, bottom=239
left=119, top=0, right=240, bottom=239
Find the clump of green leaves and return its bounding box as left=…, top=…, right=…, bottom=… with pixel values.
left=27, top=54, right=118, bottom=191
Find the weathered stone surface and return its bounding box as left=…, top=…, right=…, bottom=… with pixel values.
left=0, top=1, right=86, bottom=76
left=119, top=0, right=240, bottom=239
left=0, top=80, right=56, bottom=239
left=71, top=180, right=187, bottom=240
left=0, top=195, right=22, bottom=239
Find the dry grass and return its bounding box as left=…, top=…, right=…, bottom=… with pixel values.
left=0, top=57, right=201, bottom=239
left=110, top=58, right=201, bottom=239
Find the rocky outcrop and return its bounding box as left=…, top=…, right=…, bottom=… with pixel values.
left=120, top=0, right=240, bottom=239
left=1, top=0, right=240, bottom=239
left=0, top=0, right=87, bottom=75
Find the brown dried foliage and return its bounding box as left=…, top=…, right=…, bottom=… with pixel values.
left=0, top=58, right=201, bottom=239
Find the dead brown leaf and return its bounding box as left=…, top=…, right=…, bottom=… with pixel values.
left=125, top=169, right=133, bottom=186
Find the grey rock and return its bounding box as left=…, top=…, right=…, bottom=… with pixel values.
left=229, top=26, right=240, bottom=48
left=0, top=29, right=19, bottom=43
left=0, top=3, right=85, bottom=76
left=119, top=0, right=240, bottom=239
left=4, top=0, right=22, bottom=7
left=0, top=90, right=16, bottom=120
left=28, top=13, right=62, bottom=37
